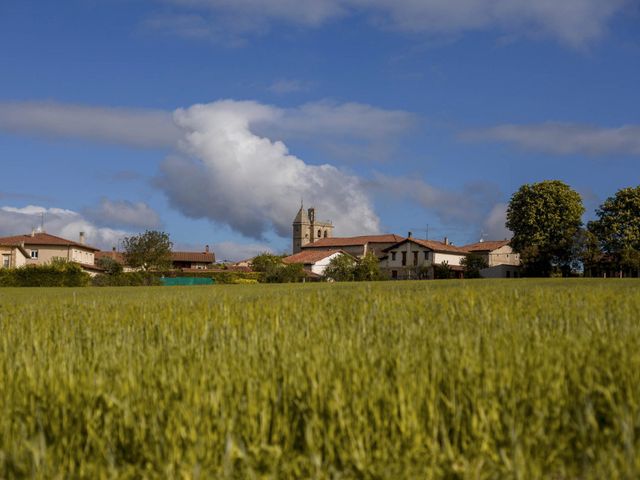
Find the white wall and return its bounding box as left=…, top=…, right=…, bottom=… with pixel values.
left=433, top=252, right=465, bottom=267
left=310, top=252, right=347, bottom=276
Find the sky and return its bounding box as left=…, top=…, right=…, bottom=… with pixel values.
left=1, top=0, right=639, bottom=260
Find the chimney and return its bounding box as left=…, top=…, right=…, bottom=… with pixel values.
left=443, top=236, right=449, bottom=245
left=79, top=232, right=85, bottom=245
left=205, top=245, right=210, bottom=253
left=407, top=231, right=412, bottom=238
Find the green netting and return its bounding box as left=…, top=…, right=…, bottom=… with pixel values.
left=160, top=277, right=215, bottom=286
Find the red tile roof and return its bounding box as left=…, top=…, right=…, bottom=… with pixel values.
left=463, top=240, right=511, bottom=252
left=171, top=251, right=215, bottom=263
left=95, top=250, right=216, bottom=265
left=302, top=234, right=404, bottom=249
left=282, top=249, right=349, bottom=265
left=0, top=232, right=100, bottom=251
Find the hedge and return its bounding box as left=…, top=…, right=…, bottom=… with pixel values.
left=0, top=264, right=90, bottom=287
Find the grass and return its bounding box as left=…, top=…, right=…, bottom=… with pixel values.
left=1, top=280, right=640, bottom=478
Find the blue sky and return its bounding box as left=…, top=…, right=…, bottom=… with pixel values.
left=1, top=0, right=639, bottom=260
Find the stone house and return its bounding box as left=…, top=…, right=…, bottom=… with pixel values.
left=462, top=240, right=521, bottom=278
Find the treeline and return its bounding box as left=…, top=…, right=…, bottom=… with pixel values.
left=507, top=182, right=640, bottom=277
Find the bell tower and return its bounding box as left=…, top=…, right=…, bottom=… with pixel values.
left=292, top=203, right=310, bottom=254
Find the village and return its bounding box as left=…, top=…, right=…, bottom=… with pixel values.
left=0, top=203, right=521, bottom=282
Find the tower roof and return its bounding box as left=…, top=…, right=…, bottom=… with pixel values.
left=293, top=205, right=309, bottom=224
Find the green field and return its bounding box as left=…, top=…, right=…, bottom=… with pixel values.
left=1, top=280, right=640, bottom=478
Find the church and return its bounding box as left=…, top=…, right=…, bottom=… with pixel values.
left=291, top=204, right=334, bottom=254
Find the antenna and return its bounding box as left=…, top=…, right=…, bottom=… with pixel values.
left=409, top=225, right=429, bottom=240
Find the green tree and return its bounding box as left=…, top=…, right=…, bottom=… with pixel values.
left=96, top=256, right=124, bottom=275
left=278, top=263, right=306, bottom=283
left=433, top=261, right=452, bottom=279
left=353, top=252, right=382, bottom=281
left=324, top=254, right=356, bottom=282
left=506, top=180, right=584, bottom=277
left=460, top=254, right=488, bottom=279
left=588, top=186, right=640, bottom=276
left=122, top=230, right=173, bottom=271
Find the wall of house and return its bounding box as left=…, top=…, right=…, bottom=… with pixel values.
left=433, top=252, right=465, bottom=267
left=69, top=248, right=95, bottom=265
left=309, top=252, right=344, bottom=276
left=383, top=242, right=431, bottom=269
left=487, top=245, right=520, bottom=267
left=480, top=264, right=522, bottom=278
left=25, top=245, right=71, bottom=265
left=0, top=247, right=13, bottom=268
left=365, top=242, right=402, bottom=257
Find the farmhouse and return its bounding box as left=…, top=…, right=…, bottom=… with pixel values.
left=0, top=231, right=102, bottom=275
left=300, top=234, right=404, bottom=258
left=282, top=249, right=353, bottom=277
left=379, top=235, right=469, bottom=279
left=95, top=246, right=216, bottom=271
left=462, top=239, right=521, bottom=278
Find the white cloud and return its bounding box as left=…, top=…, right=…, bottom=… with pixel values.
left=0, top=205, right=128, bottom=249
left=371, top=174, right=501, bottom=226
left=481, top=203, right=512, bottom=240
left=463, top=122, right=640, bottom=156
left=156, top=0, right=629, bottom=48
left=0, top=101, right=180, bottom=148
left=157, top=100, right=381, bottom=239
left=83, top=199, right=162, bottom=230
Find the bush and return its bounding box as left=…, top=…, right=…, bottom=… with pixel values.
left=0, top=263, right=90, bottom=287
left=91, top=272, right=162, bottom=287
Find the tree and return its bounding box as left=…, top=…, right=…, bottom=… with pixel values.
left=252, top=253, right=306, bottom=283
left=460, top=254, right=488, bottom=279
left=324, top=254, right=356, bottom=282
left=506, top=180, right=584, bottom=277
left=96, top=256, right=123, bottom=275
left=122, top=230, right=173, bottom=271
left=588, top=186, right=640, bottom=276
left=353, top=252, right=382, bottom=281
left=433, top=261, right=452, bottom=279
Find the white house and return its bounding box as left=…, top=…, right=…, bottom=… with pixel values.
left=379, top=236, right=470, bottom=279
left=282, top=249, right=353, bottom=277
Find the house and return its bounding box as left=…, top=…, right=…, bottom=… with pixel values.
left=95, top=246, right=215, bottom=271
left=282, top=249, right=352, bottom=278
left=0, top=243, right=30, bottom=269
left=0, top=231, right=101, bottom=275
left=463, top=240, right=521, bottom=278
left=379, top=235, right=469, bottom=279
left=301, top=234, right=405, bottom=258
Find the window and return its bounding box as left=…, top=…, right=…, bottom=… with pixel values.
left=413, top=251, right=418, bottom=266
left=391, top=270, right=398, bottom=279
left=401, top=251, right=407, bottom=266
left=324, top=231, right=328, bottom=238
left=391, top=251, right=396, bottom=261
left=318, top=229, right=322, bottom=237
left=506, top=271, right=511, bottom=278
left=424, top=251, right=429, bottom=260
left=30, top=250, right=38, bottom=259
left=2, top=255, right=9, bottom=268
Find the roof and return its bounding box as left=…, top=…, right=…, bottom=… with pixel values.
left=0, top=232, right=100, bottom=251
left=383, top=238, right=469, bottom=254
left=282, top=249, right=348, bottom=265
left=302, top=234, right=404, bottom=249
left=171, top=252, right=215, bottom=263
left=463, top=240, right=511, bottom=252
left=95, top=250, right=216, bottom=265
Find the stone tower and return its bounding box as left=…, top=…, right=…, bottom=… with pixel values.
left=292, top=204, right=334, bottom=253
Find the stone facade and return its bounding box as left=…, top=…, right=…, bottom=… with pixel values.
left=292, top=205, right=334, bottom=254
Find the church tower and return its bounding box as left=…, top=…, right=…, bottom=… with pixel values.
left=292, top=204, right=334, bottom=254
left=292, top=203, right=310, bottom=254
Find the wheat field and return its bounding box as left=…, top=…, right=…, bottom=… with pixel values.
left=1, top=280, right=639, bottom=478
